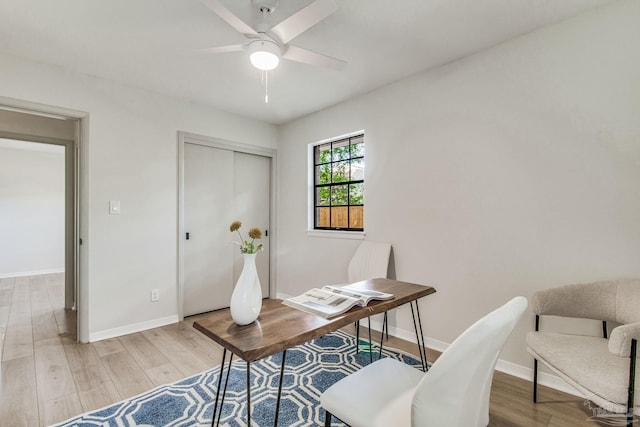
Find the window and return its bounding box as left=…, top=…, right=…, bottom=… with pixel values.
left=313, top=134, right=364, bottom=231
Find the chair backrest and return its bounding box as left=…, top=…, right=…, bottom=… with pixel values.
left=412, top=296, right=528, bottom=427
left=531, top=279, right=640, bottom=324
left=347, top=241, right=392, bottom=283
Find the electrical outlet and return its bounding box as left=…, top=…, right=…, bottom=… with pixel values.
left=151, top=289, right=160, bottom=302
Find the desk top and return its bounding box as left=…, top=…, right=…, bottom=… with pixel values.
left=193, top=278, right=436, bottom=362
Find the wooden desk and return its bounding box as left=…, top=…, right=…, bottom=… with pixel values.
left=193, top=278, right=436, bottom=426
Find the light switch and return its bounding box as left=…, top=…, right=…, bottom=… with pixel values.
left=109, top=200, right=121, bottom=215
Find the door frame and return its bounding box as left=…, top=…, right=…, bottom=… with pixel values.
left=177, top=131, right=277, bottom=321
left=0, top=99, right=89, bottom=342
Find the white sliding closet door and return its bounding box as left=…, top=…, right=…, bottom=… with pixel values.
left=183, top=143, right=270, bottom=316
left=233, top=151, right=270, bottom=296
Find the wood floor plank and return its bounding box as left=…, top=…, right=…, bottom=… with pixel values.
left=34, top=337, right=78, bottom=405
left=29, top=275, right=51, bottom=313
left=0, top=287, right=13, bottom=307
left=118, top=332, right=169, bottom=371
left=77, top=381, right=122, bottom=413
left=100, top=350, right=155, bottom=399
left=145, top=362, right=186, bottom=386
left=45, top=273, right=65, bottom=308
left=62, top=335, right=122, bottom=411
left=3, top=277, right=33, bottom=361
left=32, top=309, right=60, bottom=343
left=489, top=373, right=552, bottom=426
left=164, top=320, right=223, bottom=367
left=141, top=328, right=211, bottom=378
left=2, top=317, right=33, bottom=361
left=93, top=338, right=125, bottom=357
left=0, top=306, right=9, bottom=335
left=0, top=355, right=39, bottom=427
left=0, top=276, right=15, bottom=291
left=41, top=393, right=84, bottom=427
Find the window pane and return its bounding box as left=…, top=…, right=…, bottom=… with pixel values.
left=315, top=143, right=331, bottom=164
left=349, top=183, right=364, bottom=205
left=349, top=206, right=364, bottom=229
left=350, top=140, right=364, bottom=158
left=350, top=158, right=364, bottom=181
left=316, top=187, right=330, bottom=206
left=331, top=207, right=348, bottom=228
left=332, top=161, right=349, bottom=183
left=316, top=207, right=330, bottom=228
left=316, top=164, right=331, bottom=185
left=332, top=141, right=350, bottom=161
left=331, top=184, right=348, bottom=206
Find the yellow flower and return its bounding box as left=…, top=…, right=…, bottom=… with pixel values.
left=230, top=221, right=263, bottom=254
left=248, top=228, right=262, bottom=239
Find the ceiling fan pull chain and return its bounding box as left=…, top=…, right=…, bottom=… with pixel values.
left=264, top=70, right=269, bottom=103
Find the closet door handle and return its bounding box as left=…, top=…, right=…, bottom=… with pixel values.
left=186, top=232, right=190, bottom=240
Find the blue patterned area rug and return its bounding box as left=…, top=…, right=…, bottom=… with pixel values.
left=54, top=330, right=422, bottom=427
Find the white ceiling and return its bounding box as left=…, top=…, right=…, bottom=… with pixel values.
left=0, top=0, right=615, bottom=125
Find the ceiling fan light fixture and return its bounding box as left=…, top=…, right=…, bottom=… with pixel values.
left=249, top=39, right=281, bottom=71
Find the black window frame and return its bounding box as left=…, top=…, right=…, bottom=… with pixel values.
left=313, top=134, right=364, bottom=231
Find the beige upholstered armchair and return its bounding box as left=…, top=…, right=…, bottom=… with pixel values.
left=527, top=280, right=640, bottom=426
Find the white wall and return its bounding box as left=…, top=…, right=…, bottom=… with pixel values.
left=277, top=0, right=640, bottom=378
left=0, top=52, right=278, bottom=340
left=0, top=142, right=65, bottom=277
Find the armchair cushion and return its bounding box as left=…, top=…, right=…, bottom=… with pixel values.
left=527, top=331, right=637, bottom=413
left=609, top=322, right=640, bottom=357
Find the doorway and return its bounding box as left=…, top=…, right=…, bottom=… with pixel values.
left=0, top=105, right=82, bottom=340
left=178, top=132, right=276, bottom=318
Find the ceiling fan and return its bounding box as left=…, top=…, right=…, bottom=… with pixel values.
left=197, top=0, right=346, bottom=71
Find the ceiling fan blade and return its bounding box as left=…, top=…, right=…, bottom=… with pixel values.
left=198, top=0, right=258, bottom=37
left=282, top=45, right=346, bottom=70
left=191, top=44, right=246, bottom=55
left=270, top=0, right=337, bottom=45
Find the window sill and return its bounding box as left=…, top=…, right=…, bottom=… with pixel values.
left=306, top=230, right=365, bottom=240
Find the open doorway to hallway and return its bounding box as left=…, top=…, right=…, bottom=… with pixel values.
left=0, top=105, right=81, bottom=341
left=0, top=139, right=77, bottom=345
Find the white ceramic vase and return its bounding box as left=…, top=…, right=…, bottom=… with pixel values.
left=230, top=253, right=262, bottom=325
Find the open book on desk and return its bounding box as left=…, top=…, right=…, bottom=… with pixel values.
left=283, top=284, right=394, bottom=318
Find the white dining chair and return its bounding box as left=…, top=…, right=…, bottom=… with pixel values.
left=347, top=241, right=392, bottom=354
left=321, top=296, right=528, bottom=427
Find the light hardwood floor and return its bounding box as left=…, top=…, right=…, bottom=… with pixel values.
left=0, top=274, right=603, bottom=426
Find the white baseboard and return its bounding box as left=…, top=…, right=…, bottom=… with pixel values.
left=0, top=268, right=65, bottom=279
left=275, top=292, right=292, bottom=300
left=89, top=315, right=179, bottom=342
left=494, top=358, right=582, bottom=398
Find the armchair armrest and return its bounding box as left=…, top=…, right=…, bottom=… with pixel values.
left=609, top=323, right=640, bottom=357
left=531, top=281, right=617, bottom=321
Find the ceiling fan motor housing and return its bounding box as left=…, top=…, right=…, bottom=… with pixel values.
left=248, top=38, right=281, bottom=70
